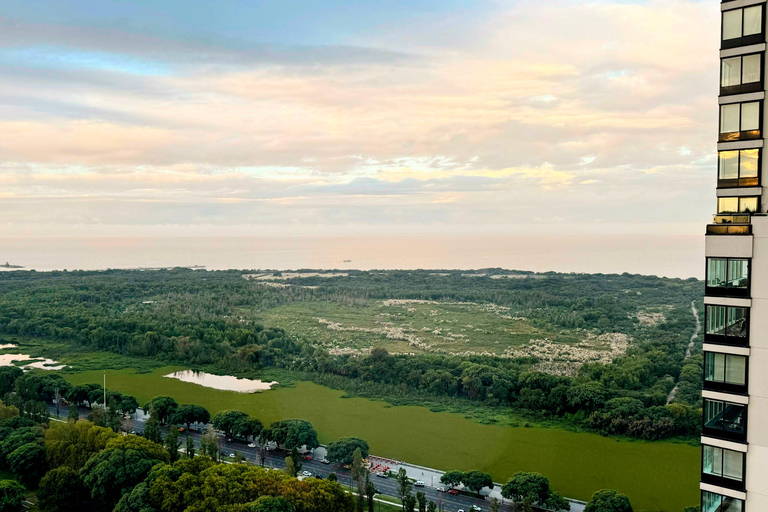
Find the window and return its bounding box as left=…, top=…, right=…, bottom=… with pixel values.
left=720, top=101, right=761, bottom=141
left=702, top=490, right=743, bottom=512
left=717, top=196, right=759, bottom=214
left=705, top=352, right=747, bottom=392
left=718, top=149, right=759, bottom=187
left=705, top=305, right=748, bottom=344
left=704, top=399, right=747, bottom=440
left=722, top=5, right=764, bottom=49
left=703, top=445, right=745, bottom=486
left=706, top=258, right=749, bottom=296
left=721, top=53, right=762, bottom=94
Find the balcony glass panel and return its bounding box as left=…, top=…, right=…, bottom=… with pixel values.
left=702, top=491, right=743, bottom=512
left=741, top=102, right=760, bottom=131
left=722, top=57, right=742, bottom=87
left=727, top=308, right=748, bottom=338
left=721, top=104, right=740, bottom=133
left=718, top=197, right=739, bottom=213
left=742, top=54, right=760, bottom=84
left=704, top=399, right=746, bottom=438
left=708, top=258, right=728, bottom=289
left=740, top=149, right=758, bottom=178
left=744, top=5, right=762, bottom=36
left=723, top=450, right=743, bottom=481
left=707, top=306, right=727, bottom=336
left=726, top=355, right=746, bottom=385
left=723, top=10, right=743, bottom=40
left=728, top=259, right=748, bottom=288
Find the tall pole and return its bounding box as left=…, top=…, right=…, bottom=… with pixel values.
left=103, top=371, right=106, bottom=410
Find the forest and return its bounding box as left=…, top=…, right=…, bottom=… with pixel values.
left=0, top=268, right=703, bottom=441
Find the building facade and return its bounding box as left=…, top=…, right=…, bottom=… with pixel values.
left=703, top=1, right=768, bottom=510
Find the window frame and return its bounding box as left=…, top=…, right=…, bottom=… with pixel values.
left=717, top=195, right=760, bottom=214
left=703, top=398, right=747, bottom=442
left=722, top=4, right=766, bottom=50
left=717, top=148, right=761, bottom=188
left=704, top=351, right=749, bottom=394
left=719, top=101, right=763, bottom=142
left=705, top=305, right=749, bottom=346
left=705, top=257, right=751, bottom=297
left=701, top=490, right=744, bottom=512
left=721, top=52, right=764, bottom=95
left=701, top=444, right=747, bottom=491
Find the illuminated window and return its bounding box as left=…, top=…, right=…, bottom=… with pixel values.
left=718, top=149, right=759, bottom=187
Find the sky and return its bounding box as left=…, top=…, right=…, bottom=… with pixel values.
left=0, top=0, right=718, bottom=237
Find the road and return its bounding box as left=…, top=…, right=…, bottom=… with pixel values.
left=48, top=404, right=513, bottom=512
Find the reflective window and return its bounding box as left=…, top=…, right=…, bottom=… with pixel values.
left=706, top=305, right=748, bottom=340
left=721, top=54, right=761, bottom=88
left=704, top=399, right=746, bottom=437
left=723, top=5, right=763, bottom=47
left=717, top=196, right=759, bottom=214
left=720, top=101, right=762, bottom=141
left=718, top=148, right=762, bottom=188
left=702, top=490, right=744, bottom=512
left=705, top=352, right=746, bottom=386
left=706, top=258, right=749, bottom=293
left=703, top=445, right=744, bottom=482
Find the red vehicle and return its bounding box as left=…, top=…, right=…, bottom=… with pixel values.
left=448, top=489, right=459, bottom=496
left=303, top=455, right=312, bottom=461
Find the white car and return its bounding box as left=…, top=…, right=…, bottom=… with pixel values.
left=247, top=443, right=257, bottom=448
left=470, top=506, right=482, bottom=512
left=414, top=480, right=425, bottom=487
left=437, top=487, right=446, bottom=492
left=302, top=470, right=312, bottom=477
left=320, top=458, right=330, bottom=465
left=228, top=453, right=235, bottom=458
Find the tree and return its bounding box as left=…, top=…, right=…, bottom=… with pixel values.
left=236, top=417, right=264, bottom=442
left=44, top=420, right=117, bottom=470
left=427, top=502, right=437, bottom=512
left=290, top=447, right=303, bottom=475
left=396, top=468, right=412, bottom=512
left=165, top=425, right=181, bottom=463
left=68, top=404, right=79, bottom=422
left=186, top=435, right=195, bottom=459
left=86, top=407, right=105, bottom=427
left=327, top=437, right=370, bottom=465
left=501, top=472, right=551, bottom=505
left=8, top=443, right=46, bottom=485
left=0, top=480, right=24, bottom=512
left=80, top=435, right=169, bottom=508
left=365, top=479, right=376, bottom=512
left=0, top=367, right=22, bottom=397
left=243, top=496, right=295, bottom=512
left=174, top=404, right=210, bottom=431
left=200, top=425, right=219, bottom=460
left=489, top=498, right=500, bottom=512
left=142, top=396, right=178, bottom=424
left=584, top=490, right=633, bottom=512
left=461, top=471, right=493, bottom=497
left=212, top=410, right=249, bottom=438
left=268, top=419, right=319, bottom=450
left=546, top=491, right=571, bottom=511
left=352, top=448, right=366, bottom=512
left=143, top=409, right=163, bottom=445
left=403, top=495, right=416, bottom=512
left=416, top=491, right=427, bottom=512
left=328, top=472, right=338, bottom=482
left=37, top=466, right=88, bottom=512
left=284, top=456, right=296, bottom=477
left=106, top=406, right=122, bottom=432
left=440, top=470, right=463, bottom=488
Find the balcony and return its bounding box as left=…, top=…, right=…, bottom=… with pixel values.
left=707, top=215, right=752, bottom=235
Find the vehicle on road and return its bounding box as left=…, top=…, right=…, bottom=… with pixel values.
left=178, top=427, right=185, bottom=432
left=415, top=481, right=425, bottom=487
left=448, top=489, right=459, bottom=495
left=320, top=458, right=330, bottom=464
left=437, top=487, right=446, bottom=492
left=302, top=471, right=312, bottom=477
left=247, top=443, right=257, bottom=448
left=226, top=438, right=233, bottom=442
left=469, top=506, right=481, bottom=512
left=375, top=472, right=387, bottom=478
left=303, top=455, right=312, bottom=460
left=228, top=453, right=235, bottom=458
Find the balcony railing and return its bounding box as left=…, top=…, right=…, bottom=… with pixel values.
left=707, top=214, right=752, bottom=235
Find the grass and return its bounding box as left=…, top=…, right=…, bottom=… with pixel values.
left=250, top=300, right=580, bottom=356
left=67, top=366, right=699, bottom=512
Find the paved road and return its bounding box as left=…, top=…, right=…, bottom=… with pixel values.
left=48, top=404, right=513, bottom=512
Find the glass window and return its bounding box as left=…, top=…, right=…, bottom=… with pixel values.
left=708, top=258, right=728, bottom=288
left=706, top=258, right=749, bottom=294
left=702, top=491, right=744, bottom=512
left=718, top=197, right=739, bottom=213
left=741, top=102, right=760, bottom=131
left=719, top=151, right=739, bottom=180
left=705, top=353, right=746, bottom=386
left=723, top=6, right=763, bottom=47
left=727, top=308, right=748, bottom=338
left=719, top=149, right=760, bottom=184
left=742, top=54, right=761, bottom=84
left=744, top=5, right=762, bottom=36
left=722, top=57, right=742, bottom=87
left=723, top=9, right=743, bottom=41
left=740, top=149, right=759, bottom=178
left=728, top=259, right=749, bottom=287
left=707, top=306, right=727, bottom=336
left=704, top=399, right=746, bottom=435
left=721, top=104, right=741, bottom=134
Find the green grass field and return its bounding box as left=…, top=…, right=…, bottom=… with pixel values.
left=251, top=300, right=581, bottom=356
left=67, top=366, right=699, bottom=511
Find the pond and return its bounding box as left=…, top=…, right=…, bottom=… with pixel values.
left=0, top=353, right=67, bottom=370
left=163, top=370, right=277, bottom=392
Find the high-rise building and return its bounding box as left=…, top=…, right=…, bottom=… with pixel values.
left=703, top=2, right=768, bottom=510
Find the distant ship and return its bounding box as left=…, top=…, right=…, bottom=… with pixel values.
left=343, top=259, right=352, bottom=263
left=0, top=262, right=23, bottom=269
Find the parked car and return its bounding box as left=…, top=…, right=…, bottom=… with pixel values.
left=302, top=471, right=312, bottom=477
left=303, top=455, right=312, bottom=460
left=320, top=458, right=330, bottom=465
left=247, top=443, right=257, bottom=448
left=448, top=489, right=459, bottom=495
left=469, top=506, right=482, bottom=512
left=375, top=472, right=387, bottom=478
left=414, top=481, right=425, bottom=487
left=437, top=487, right=446, bottom=492
left=228, top=453, right=235, bottom=458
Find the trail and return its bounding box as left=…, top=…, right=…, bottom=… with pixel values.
left=667, top=300, right=700, bottom=404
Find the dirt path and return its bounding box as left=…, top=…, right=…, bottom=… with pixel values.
left=667, top=300, right=700, bottom=404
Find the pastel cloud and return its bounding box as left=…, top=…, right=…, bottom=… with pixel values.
left=0, top=0, right=718, bottom=236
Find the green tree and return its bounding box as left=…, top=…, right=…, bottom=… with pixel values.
left=0, top=367, right=22, bottom=398
left=461, top=470, right=493, bottom=497
left=143, top=409, right=163, bottom=445
left=489, top=498, right=501, bottom=512
left=365, top=479, right=376, bottom=512
left=243, top=496, right=295, bottom=512
left=0, top=480, right=24, bottom=512
left=8, top=443, right=46, bottom=485
left=416, top=491, right=427, bottom=512
left=186, top=435, right=196, bottom=459
left=37, top=466, right=88, bottom=512
left=142, top=396, right=178, bottom=424
left=403, top=495, right=416, bottom=512
left=80, top=435, right=169, bottom=508
left=268, top=419, right=319, bottom=450
left=439, top=470, right=463, bottom=488
left=327, top=437, right=370, bottom=465
left=584, top=490, right=633, bottom=512
left=236, top=417, right=264, bottom=442
left=67, top=404, right=79, bottom=423
left=173, top=404, right=210, bottom=431
left=44, top=420, right=117, bottom=470
left=501, top=472, right=551, bottom=505
left=546, top=490, right=571, bottom=511
left=396, top=468, right=412, bottom=512
left=212, top=410, right=249, bottom=438
left=351, top=448, right=366, bottom=512
left=328, top=472, right=338, bottom=482
left=200, top=425, right=219, bottom=460
left=284, top=456, right=296, bottom=477
left=427, top=502, right=437, bottom=512
left=165, top=425, right=181, bottom=463
left=86, top=407, right=105, bottom=427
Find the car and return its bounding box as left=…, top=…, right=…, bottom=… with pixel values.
left=437, top=487, right=446, bottom=492
left=130, top=430, right=136, bottom=435
left=375, top=472, right=387, bottom=478
left=178, top=427, right=185, bottom=432
left=458, top=509, right=465, bottom=512
left=320, top=458, right=330, bottom=465
left=448, top=489, right=459, bottom=495
left=303, top=455, right=312, bottom=460
left=226, top=438, right=233, bottom=443
left=247, top=443, right=257, bottom=448
left=228, top=453, right=235, bottom=458
left=470, top=506, right=482, bottom=512
left=414, top=481, right=425, bottom=487
left=302, top=471, right=312, bottom=477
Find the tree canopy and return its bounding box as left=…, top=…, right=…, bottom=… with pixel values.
left=584, top=490, right=633, bottom=512
left=268, top=419, right=319, bottom=450
left=327, top=438, right=369, bottom=465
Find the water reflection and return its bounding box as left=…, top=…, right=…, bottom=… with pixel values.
left=0, top=353, right=67, bottom=370
left=164, top=370, right=277, bottom=392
